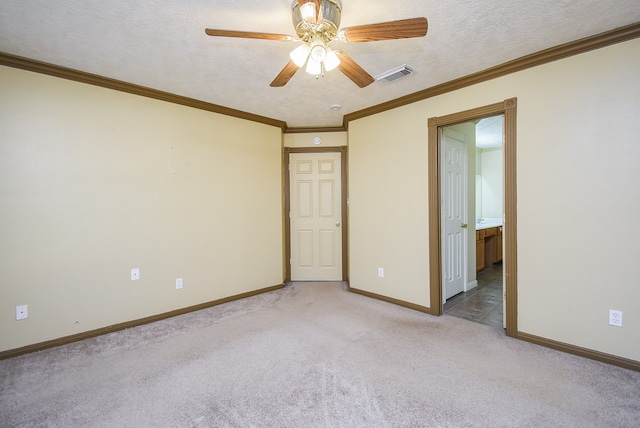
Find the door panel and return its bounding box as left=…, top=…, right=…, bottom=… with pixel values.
left=319, top=230, right=335, bottom=267
left=297, top=230, right=313, bottom=267
left=297, top=180, right=313, bottom=217
left=442, top=127, right=468, bottom=300
left=290, top=152, right=342, bottom=280
left=319, top=180, right=335, bottom=217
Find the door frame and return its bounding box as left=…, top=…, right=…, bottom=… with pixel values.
left=428, top=98, right=518, bottom=337
left=284, top=146, right=348, bottom=283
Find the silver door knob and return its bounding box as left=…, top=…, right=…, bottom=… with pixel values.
left=336, top=222, right=341, bottom=227
left=461, top=223, right=468, bottom=228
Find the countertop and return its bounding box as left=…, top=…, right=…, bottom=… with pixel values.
left=475, top=218, right=503, bottom=230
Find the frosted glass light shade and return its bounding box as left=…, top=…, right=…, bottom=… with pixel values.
left=290, top=44, right=311, bottom=67
left=306, top=57, right=322, bottom=75
left=309, top=44, right=327, bottom=62
left=323, top=49, right=340, bottom=71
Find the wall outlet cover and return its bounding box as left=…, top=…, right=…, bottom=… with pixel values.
left=609, top=309, right=623, bottom=327
left=16, top=305, right=28, bottom=320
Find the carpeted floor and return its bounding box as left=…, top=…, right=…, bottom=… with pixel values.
left=1, top=282, right=639, bottom=427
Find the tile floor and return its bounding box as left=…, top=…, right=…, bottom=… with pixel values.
left=443, top=262, right=504, bottom=329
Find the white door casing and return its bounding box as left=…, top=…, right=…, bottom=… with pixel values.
left=290, top=152, right=342, bottom=281
left=441, top=127, right=468, bottom=301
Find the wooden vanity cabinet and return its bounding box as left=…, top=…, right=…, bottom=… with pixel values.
left=476, top=226, right=502, bottom=272
left=496, top=227, right=503, bottom=263
left=484, top=228, right=496, bottom=268
left=476, top=229, right=485, bottom=272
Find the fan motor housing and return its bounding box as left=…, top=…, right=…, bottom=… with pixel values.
left=292, top=0, right=342, bottom=42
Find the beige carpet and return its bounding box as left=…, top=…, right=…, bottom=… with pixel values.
left=1, top=282, right=639, bottom=427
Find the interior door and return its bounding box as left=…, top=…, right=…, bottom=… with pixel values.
left=441, top=127, right=468, bottom=301
left=289, top=152, right=342, bottom=281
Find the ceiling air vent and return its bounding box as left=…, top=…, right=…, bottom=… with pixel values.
left=375, top=65, right=414, bottom=84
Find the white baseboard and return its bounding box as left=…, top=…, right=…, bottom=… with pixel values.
left=465, top=280, right=478, bottom=292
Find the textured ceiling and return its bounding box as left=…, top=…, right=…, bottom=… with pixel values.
left=1, top=1, right=639, bottom=128
left=476, top=116, right=503, bottom=149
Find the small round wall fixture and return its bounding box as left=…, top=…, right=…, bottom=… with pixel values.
left=330, top=104, right=342, bottom=111
left=313, top=136, right=322, bottom=145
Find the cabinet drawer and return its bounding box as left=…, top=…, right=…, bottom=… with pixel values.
left=484, top=227, right=498, bottom=237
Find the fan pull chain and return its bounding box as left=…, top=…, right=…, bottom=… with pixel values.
left=316, top=62, right=326, bottom=79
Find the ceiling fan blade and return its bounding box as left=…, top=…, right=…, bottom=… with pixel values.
left=334, top=51, right=374, bottom=88
left=205, top=28, right=293, bottom=42
left=270, top=60, right=301, bottom=87
left=341, top=17, right=428, bottom=43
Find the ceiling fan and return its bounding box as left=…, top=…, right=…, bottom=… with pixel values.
left=205, top=0, right=428, bottom=88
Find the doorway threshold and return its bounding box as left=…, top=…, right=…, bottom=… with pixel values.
left=443, top=263, right=503, bottom=329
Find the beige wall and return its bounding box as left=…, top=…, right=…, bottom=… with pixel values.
left=0, top=66, right=283, bottom=352
left=349, top=106, right=431, bottom=304
left=284, top=132, right=347, bottom=148
left=349, top=38, right=640, bottom=361
left=479, top=148, right=503, bottom=219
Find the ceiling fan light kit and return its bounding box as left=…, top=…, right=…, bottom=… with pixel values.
left=205, top=0, right=428, bottom=88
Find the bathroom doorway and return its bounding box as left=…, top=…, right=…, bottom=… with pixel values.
left=441, top=115, right=504, bottom=329
left=428, top=98, right=518, bottom=337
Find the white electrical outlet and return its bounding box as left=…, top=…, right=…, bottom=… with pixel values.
left=609, top=310, right=623, bottom=327
left=131, top=268, right=140, bottom=281
left=16, top=305, right=28, bottom=320
left=378, top=267, right=384, bottom=278
left=176, top=278, right=183, bottom=289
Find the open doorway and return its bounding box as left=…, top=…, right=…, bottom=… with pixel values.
left=441, top=115, right=504, bottom=329
left=427, top=98, right=518, bottom=338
